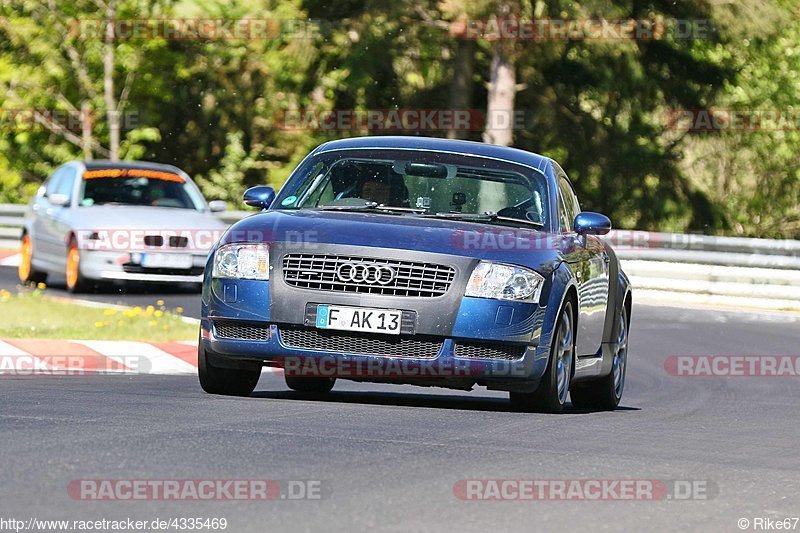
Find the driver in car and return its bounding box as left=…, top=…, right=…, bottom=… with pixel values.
left=360, top=177, right=394, bottom=205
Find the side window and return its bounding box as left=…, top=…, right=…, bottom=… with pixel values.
left=55, top=167, right=77, bottom=201
left=44, top=168, right=65, bottom=198
left=558, top=175, right=580, bottom=230
left=558, top=193, right=571, bottom=233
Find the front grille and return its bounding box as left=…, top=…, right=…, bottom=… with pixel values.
left=454, top=342, right=527, bottom=360
left=169, top=236, right=189, bottom=248
left=279, top=325, right=442, bottom=358
left=213, top=320, right=270, bottom=341
left=282, top=254, right=456, bottom=297
left=122, top=264, right=204, bottom=276
left=144, top=235, right=164, bottom=247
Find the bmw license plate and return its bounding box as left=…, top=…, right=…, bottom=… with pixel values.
left=316, top=305, right=402, bottom=335
left=141, top=253, right=193, bottom=269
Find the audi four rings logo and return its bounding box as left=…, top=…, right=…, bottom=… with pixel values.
left=336, top=262, right=396, bottom=285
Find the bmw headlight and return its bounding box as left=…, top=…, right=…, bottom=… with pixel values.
left=212, top=243, right=270, bottom=280
left=465, top=261, right=544, bottom=302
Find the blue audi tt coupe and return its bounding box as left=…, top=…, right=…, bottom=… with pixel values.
left=199, top=136, right=631, bottom=412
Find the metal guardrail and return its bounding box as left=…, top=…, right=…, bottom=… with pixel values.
left=0, top=204, right=25, bottom=240
left=2, top=203, right=799, bottom=309
left=0, top=204, right=250, bottom=243
left=605, top=229, right=800, bottom=257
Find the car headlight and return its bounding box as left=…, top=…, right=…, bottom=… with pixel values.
left=465, top=261, right=544, bottom=302
left=212, top=243, right=270, bottom=280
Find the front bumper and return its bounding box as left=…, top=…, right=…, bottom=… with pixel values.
left=80, top=249, right=207, bottom=283
left=202, top=319, right=544, bottom=386
left=202, top=277, right=551, bottom=387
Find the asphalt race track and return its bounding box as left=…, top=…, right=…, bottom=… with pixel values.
left=1, top=263, right=799, bottom=532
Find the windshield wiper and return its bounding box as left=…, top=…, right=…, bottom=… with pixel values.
left=421, top=212, right=544, bottom=228
left=315, top=202, right=426, bottom=214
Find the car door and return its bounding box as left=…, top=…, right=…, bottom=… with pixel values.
left=31, top=167, right=65, bottom=266
left=48, top=165, right=78, bottom=268
left=557, top=172, right=609, bottom=357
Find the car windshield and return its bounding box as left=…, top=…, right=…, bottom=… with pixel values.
left=275, top=150, right=548, bottom=226
left=78, top=168, right=205, bottom=210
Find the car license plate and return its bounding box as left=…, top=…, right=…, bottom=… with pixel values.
left=316, top=305, right=402, bottom=335
left=141, top=253, right=193, bottom=269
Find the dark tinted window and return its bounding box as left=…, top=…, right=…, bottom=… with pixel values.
left=276, top=149, right=549, bottom=225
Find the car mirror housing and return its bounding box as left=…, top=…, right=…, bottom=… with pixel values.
left=208, top=200, right=227, bottom=212
left=243, top=186, right=276, bottom=209
left=574, top=212, right=612, bottom=236
left=48, top=193, right=70, bottom=207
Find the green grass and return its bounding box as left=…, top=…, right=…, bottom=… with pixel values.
left=0, top=288, right=198, bottom=341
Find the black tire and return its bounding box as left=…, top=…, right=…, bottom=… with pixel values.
left=571, top=306, right=630, bottom=411
left=26, top=271, right=48, bottom=285
left=198, top=345, right=261, bottom=397
left=510, top=298, right=576, bottom=413
left=285, top=375, right=336, bottom=394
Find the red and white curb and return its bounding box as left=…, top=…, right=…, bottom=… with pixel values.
left=0, top=339, right=279, bottom=376
left=0, top=250, right=20, bottom=267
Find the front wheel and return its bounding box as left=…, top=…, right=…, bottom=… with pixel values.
left=571, top=307, right=629, bottom=410
left=510, top=300, right=575, bottom=413
left=198, top=345, right=261, bottom=397
left=65, top=240, right=90, bottom=293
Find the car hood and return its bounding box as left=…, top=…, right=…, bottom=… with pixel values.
left=222, top=209, right=563, bottom=274
left=68, top=206, right=229, bottom=231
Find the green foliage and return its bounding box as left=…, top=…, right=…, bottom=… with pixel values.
left=0, top=0, right=797, bottom=237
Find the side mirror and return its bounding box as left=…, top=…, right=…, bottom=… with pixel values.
left=243, top=186, right=275, bottom=209
left=48, top=193, right=70, bottom=207
left=208, top=200, right=227, bottom=212
left=574, top=212, right=611, bottom=236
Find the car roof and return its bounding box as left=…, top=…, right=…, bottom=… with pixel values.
left=313, top=136, right=552, bottom=174
left=81, top=160, right=186, bottom=174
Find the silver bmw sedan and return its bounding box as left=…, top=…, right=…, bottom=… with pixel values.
left=19, top=160, right=229, bottom=292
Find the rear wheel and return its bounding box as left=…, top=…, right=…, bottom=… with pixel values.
left=510, top=300, right=575, bottom=413
left=18, top=234, right=48, bottom=285
left=198, top=345, right=261, bottom=397
left=65, top=239, right=89, bottom=293
left=285, top=375, right=336, bottom=394
left=571, top=306, right=629, bottom=410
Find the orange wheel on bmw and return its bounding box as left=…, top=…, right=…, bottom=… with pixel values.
left=18, top=235, right=33, bottom=282
left=18, top=234, right=47, bottom=285
left=66, top=241, right=83, bottom=292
